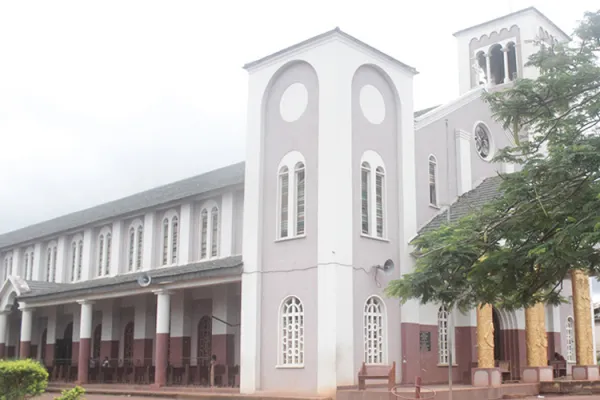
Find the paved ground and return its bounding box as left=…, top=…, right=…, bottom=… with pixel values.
left=39, top=394, right=175, bottom=400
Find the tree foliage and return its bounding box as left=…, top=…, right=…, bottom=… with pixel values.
left=386, top=10, right=600, bottom=311
left=0, top=359, right=48, bottom=400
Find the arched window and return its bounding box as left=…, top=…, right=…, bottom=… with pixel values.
left=438, top=306, right=449, bottom=365
left=361, top=162, right=371, bottom=235
left=280, top=296, right=304, bottom=366
left=96, top=228, right=112, bottom=277
left=429, top=155, right=438, bottom=206
left=489, top=44, right=505, bottom=85
left=171, top=216, right=179, bottom=264
left=364, top=296, right=385, bottom=364
left=97, top=235, right=105, bottom=277
left=199, top=204, right=220, bottom=260
left=128, top=227, right=135, bottom=272
left=474, top=123, right=493, bottom=160
left=161, top=211, right=179, bottom=266
left=277, top=152, right=308, bottom=240
left=46, top=243, right=57, bottom=283
left=506, top=42, right=517, bottom=81
left=136, top=225, right=143, bottom=270
left=375, top=167, right=385, bottom=237
left=295, top=162, right=305, bottom=236
left=566, top=316, right=575, bottom=362
left=23, top=253, right=29, bottom=280
left=24, top=249, right=34, bottom=280
left=361, top=152, right=387, bottom=238
left=200, top=209, right=208, bottom=259
left=127, top=221, right=145, bottom=272
left=3, top=253, right=13, bottom=281
left=279, top=166, right=290, bottom=239
left=210, top=208, right=218, bottom=257
left=77, top=240, right=83, bottom=280
left=162, top=218, right=169, bottom=265
left=70, top=236, right=83, bottom=282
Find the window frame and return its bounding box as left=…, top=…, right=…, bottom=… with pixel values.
left=363, top=295, right=387, bottom=365
left=160, top=210, right=179, bottom=267
left=428, top=154, right=439, bottom=208
left=96, top=227, right=112, bottom=277
left=199, top=201, right=220, bottom=260
left=277, top=295, right=305, bottom=368
left=276, top=151, right=307, bottom=242
left=69, top=235, right=83, bottom=282
left=360, top=151, right=388, bottom=240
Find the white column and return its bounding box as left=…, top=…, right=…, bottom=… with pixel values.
left=220, top=192, right=234, bottom=257
left=79, top=301, right=94, bottom=340
left=240, top=70, right=264, bottom=394
left=156, top=290, right=172, bottom=335
left=142, top=212, right=156, bottom=270
left=178, top=203, right=193, bottom=264
left=590, top=277, right=597, bottom=358
left=485, top=54, right=492, bottom=87
left=0, top=312, right=8, bottom=346
left=54, top=236, right=68, bottom=283
left=455, top=129, right=473, bottom=195
left=47, top=308, right=57, bottom=346
left=20, top=307, right=33, bottom=343
left=81, top=228, right=94, bottom=281
left=110, top=221, right=123, bottom=275
left=12, top=249, right=22, bottom=278
left=503, top=48, right=510, bottom=84
left=32, top=243, right=43, bottom=281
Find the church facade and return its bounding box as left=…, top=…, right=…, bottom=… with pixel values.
left=0, top=7, right=594, bottom=396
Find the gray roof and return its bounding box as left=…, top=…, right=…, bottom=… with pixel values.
left=414, top=105, right=440, bottom=118
left=18, top=255, right=243, bottom=302
left=452, top=7, right=570, bottom=41
left=418, top=175, right=504, bottom=234
left=0, top=162, right=245, bottom=250
left=243, top=27, right=418, bottom=75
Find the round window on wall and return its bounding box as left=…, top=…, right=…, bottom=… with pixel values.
left=474, top=123, right=493, bottom=160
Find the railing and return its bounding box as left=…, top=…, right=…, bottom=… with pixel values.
left=45, top=357, right=240, bottom=387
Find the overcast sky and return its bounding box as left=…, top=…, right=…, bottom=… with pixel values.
left=0, top=0, right=597, bottom=234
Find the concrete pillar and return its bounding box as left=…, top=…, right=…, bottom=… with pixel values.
left=19, top=307, right=33, bottom=359
left=485, top=54, right=492, bottom=87
left=45, top=308, right=57, bottom=367
left=503, top=48, right=510, bottom=84
left=212, top=286, right=236, bottom=385
left=100, top=301, right=120, bottom=360
left=169, top=291, right=191, bottom=367
left=133, top=296, right=154, bottom=366
left=0, top=312, right=9, bottom=358
left=472, top=304, right=501, bottom=387
left=571, top=270, right=599, bottom=380
left=522, top=303, right=552, bottom=382
left=77, top=301, right=94, bottom=384
left=154, top=290, right=171, bottom=387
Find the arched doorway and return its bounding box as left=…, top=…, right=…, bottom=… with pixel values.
left=492, top=308, right=503, bottom=361
left=56, top=322, right=73, bottom=366
left=197, top=316, right=212, bottom=366
left=40, top=330, right=47, bottom=362
left=92, top=324, right=102, bottom=360
left=123, top=322, right=134, bottom=363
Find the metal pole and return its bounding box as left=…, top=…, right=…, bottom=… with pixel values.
left=448, top=310, right=453, bottom=400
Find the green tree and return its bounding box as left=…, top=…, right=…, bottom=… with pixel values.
left=386, top=10, right=600, bottom=311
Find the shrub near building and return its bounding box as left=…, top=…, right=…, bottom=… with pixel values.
left=0, top=359, right=48, bottom=400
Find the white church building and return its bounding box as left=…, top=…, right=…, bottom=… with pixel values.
left=0, top=6, right=589, bottom=396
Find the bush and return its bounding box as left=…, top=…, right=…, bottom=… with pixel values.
left=0, top=359, right=48, bottom=400
left=54, top=386, right=85, bottom=400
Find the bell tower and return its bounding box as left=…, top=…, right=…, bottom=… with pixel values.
left=454, top=7, right=570, bottom=95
